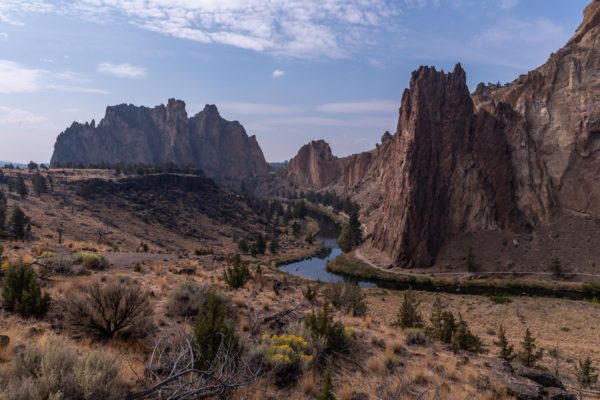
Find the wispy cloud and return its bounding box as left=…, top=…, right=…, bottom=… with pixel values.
left=0, top=106, right=47, bottom=125
left=98, top=62, right=146, bottom=79
left=0, top=59, right=44, bottom=93
left=499, top=0, right=519, bottom=10
left=1, top=0, right=400, bottom=60
left=219, top=102, right=299, bottom=116
left=0, top=59, right=109, bottom=94
left=272, top=69, right=285, bottom=78
left=0, top=33, right=7, bottom=40
left=318, top=100, right=398, bottom=114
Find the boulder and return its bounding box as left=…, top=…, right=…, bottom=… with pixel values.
left=516, top=367, right=566, bottom=390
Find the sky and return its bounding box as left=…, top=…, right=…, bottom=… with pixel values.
left=0, top=0, right=591, bottom=163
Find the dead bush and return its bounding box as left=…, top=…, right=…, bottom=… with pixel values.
left=165, top=281, right=230, bottom=318
left=60, top=279, right=155, bottom=340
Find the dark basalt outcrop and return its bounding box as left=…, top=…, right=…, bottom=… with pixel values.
left=50, top=99, right=269, bottom=183
left=371, top=65, right=522, bottom=267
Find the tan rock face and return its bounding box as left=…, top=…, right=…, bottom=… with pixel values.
left=286, top=140, right=342, bottom=189
left=50, top=99, right=269, bottom=182
left=370, top=0, right=600, bottom=268
left=371, top=65, right=521, bottom=267
left=473, top=0, right=600, bottom=220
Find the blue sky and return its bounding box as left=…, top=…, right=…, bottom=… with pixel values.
left=0, top=0, right=590, bottom=163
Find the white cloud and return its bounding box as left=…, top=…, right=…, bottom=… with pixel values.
left=1, top=0, right=400, bottom=60
left=318, top=100, right=398, bottom=114
left=0, top=106, right=48, bottom=125
left=0, top=59, right=44, bottom=93
left=219, top=101, right=298, bottom=116
left=272, top=69, right=285, bottom=78
left=0, top=59, right=109, bottom=94
left=0, top=33, right=7, bottom=40
left=98, top=62, right=146, bottom=78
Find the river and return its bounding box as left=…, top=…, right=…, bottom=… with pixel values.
left=278, top=212, right=377, bottom=288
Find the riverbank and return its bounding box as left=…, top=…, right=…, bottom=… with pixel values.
left=327, top=252, right=600, bottom=300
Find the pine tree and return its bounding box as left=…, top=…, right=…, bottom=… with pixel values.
left=518, top=328, right=543, bottom=367
left=319, top=362, right=336, bottom=400
left=494, top=324, right=515, bottom=361
left=223, top=254, right=251, bottom=289
left=348, top=211, right=362, bottom=247
left=549, top=257, right=563, bottom=278
left=193, top=289, right=240, bottom=368
left=237, top=238, right=249, bottom=254
left=15, top=175, right=28, bottom=198
left=452, top=315, right=484, bottom=353
left=269, top=239, right=279, bottom=254
left=11, top=207, right=30, bottom=240
left=575, top=357, right=598, bottom=400
left=0, top=190, right=6, bottom=234
left=426, top=297, right=455, bottom=343
left=32, top=173, right=48, bottom=196
left=396, top=289, right=423, bottom=329
left=254, top=233, right=266, bottom=255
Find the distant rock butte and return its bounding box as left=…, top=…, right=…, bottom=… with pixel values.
left=286, top=140, right=342, bottom=189
left=50, top=99, right=269, bottom=182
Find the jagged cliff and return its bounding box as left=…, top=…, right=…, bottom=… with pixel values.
left=50, top=99, right=269, bottom=182
left=286, top=140, right=342, bottom=189
left=370, top=65, right=522, bottom=267
left=369, top=0, right=600, bottom=268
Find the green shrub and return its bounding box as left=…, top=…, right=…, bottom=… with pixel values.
left=10, top=207, right=30, bottom=240
left=302, top=285, right=318, bottom=303
left=426, top=297, right=455, bottom=344
left=223, top=254, right=250, bottom=289
left=166, top=281, right=230, bottom=318
left=494, top=324, right=515, bottom=361
left=2, top=264, right=50, bottom=318
left=319, top=362, right=336, bottom=400
left=194, top=289, right=241, bottom=368
left=404, top=328, right=427, bottom=346
left=0, top=336, right=126, bottom=400
left=305, top=303, right=348, bottom=353
left=323, top=282, right=366, bottom=317
left=452, top=315, right=484, bottom=353
left=73, top=251, right=108, bottom=270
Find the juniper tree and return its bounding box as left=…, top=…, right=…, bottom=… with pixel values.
left=2, top=264, right=50, bottom=318
left=0, top=190, right=6, bottom=234
left=452, top=314, right=484, bottom=353
left=549, top=257, right=563, bottom=278
left=427, top=297, right=455, bottom=344
left=15, top=175, right=28, bottom=198
left=575, top=357, right=598, bottom=400
left=269, top=238, right=279, bottom=254
left=396, top=289, right=423, bottom=329
left=319, top=362, right=336, bottom=400
left=193, top=289, right=240, bottom=368
left=517, top=328, right=543, bottom=367
left=11, top=206, right=30, bottom=240
left=32, top=173, right=48, bottom=196
left=494, top=324, right=515, bottom=361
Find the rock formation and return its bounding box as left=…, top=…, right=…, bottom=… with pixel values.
left=369, top=0, right=600, bottom=268
left=371, top=65, right=522, bottom=267
left=286, top=140, right=342, bottom=189
left=50, top=99, right=269, bottom=182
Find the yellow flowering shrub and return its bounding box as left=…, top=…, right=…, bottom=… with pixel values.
left=262, top=333, right=313, bottom=365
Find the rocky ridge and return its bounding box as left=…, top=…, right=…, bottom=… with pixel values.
left=50, top=99, right=269, bottom=183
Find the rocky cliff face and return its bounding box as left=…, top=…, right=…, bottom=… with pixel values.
left=371, top=65, right=521, bottom=267
left=286, top=140, right=342, bottom=189
left=50, top=99, right=269, bottom=182
left=370, top=0, right=600, bottom=268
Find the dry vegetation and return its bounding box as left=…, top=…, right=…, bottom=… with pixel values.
left=0, top=168, right=598, bottom=399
